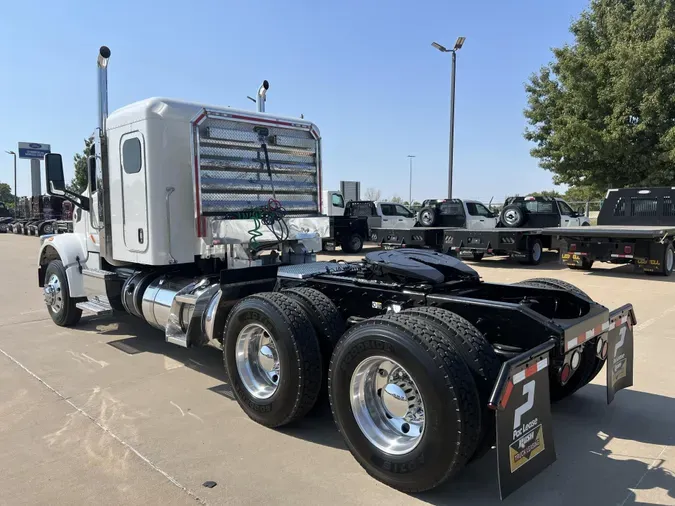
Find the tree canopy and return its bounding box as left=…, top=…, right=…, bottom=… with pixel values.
left=524, top=0, right=675, bottom=192
left=0, top=182, right=15, bottom=207
left=70, top=138, right=93, bottom=192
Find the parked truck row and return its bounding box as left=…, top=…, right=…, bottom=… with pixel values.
left=0, top=195, right=74, bottom=235
left=34, top=46, right=636, bottom=500
left=321, top=188, right=673, bottom=276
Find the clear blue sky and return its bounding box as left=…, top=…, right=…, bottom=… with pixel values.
left=0, top=0, right=588, bottom=204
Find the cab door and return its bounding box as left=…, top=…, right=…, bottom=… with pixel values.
left=120, top=132, right=149, bottom=252
left=380, top=204, right=396, bottom=227
left=465, top=202, right=497, bottom=229
left=557, top=199, right=579, bottom=227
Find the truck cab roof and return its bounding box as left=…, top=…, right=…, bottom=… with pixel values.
left=106, top=97, right=320, bottom=135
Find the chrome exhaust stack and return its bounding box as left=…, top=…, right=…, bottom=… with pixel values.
left=257, top=80, right=269, bottom=112
left=97, top=46, right=111, bottom=132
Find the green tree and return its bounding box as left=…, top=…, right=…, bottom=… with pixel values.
left=69, top=138, right=93, bottom=192
left=529, top=189, right=563, bottom=198
left=0, top=182, right=15, bottom=207
left=564, top=185, right=605, bottom=202
left=524, top=0, right=675, bottom=192
left=390, top=195, right=403, bottom=203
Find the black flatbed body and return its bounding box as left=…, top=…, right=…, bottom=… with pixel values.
left=371, top=226, right=450, bottom=249
left=542, top=225, right=675, bottom=238
left=549, top=188, right=675, bottom=275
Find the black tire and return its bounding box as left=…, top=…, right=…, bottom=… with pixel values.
left=581, top=221, right=591, bottom=226
left=418, top=206, right=437, bottom=227
left=341, top=233, right=364, bottom=253
left=520, top=238, right=543, bottom=265
left=400, top=307, right=500, bottom=459
left=514, top=277, right=591, bottom=301
left=514, top=279, right=602, bottom=400
left=223, top=293, right=322, bottom=427
left=329, top=313, right=480, bottom=493
left=567, top=256, right=594, bottom=271
left=499, top=204, right=525, bottom=228
left=39, top=222, right=54, bottom=235
left=44, top=259, right=82, bottom=327
left=471, top=252, right=484, bottom=262
left=659, top=243, right=674, bottom=277
left=283, top=287, right=346, bottom=402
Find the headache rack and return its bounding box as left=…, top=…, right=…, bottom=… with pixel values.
left=193, top=110, right=320, bottom=217
left=191, top=109, right=327, bottom=246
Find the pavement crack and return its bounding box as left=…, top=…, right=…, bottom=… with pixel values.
left=0, top=345, right=209, bottom=506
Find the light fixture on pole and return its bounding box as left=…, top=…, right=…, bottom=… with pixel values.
left=432, top=36, right=466, bottom=199
left=5, top=150, right=17, bottom=215
left=407, top=155, right=415, bottom=204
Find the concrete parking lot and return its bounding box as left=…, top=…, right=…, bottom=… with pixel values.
left=1, top=235, right=674, bottom=505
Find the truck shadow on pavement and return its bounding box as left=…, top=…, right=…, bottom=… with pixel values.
left=83, top=315, right=675, bottom=505
left=583, top=263, right=675, bottom=282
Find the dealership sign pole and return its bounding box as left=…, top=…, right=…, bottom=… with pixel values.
left=18, top=142, right=51, bottom=197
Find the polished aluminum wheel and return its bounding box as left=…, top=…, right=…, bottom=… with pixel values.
left=235, top=323, right=280, bottom=400
left=350, top=356, right=425, bottom=455
left=666, top=247, right=674, bottom=273
left=43, top=274, right=63, bottom=313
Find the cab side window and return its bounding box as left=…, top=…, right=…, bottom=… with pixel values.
left=122, top=138, right=142, bottom=174
left=466, top=203, right=491, bottom=216
left=380, top=204, right=396, bottom=216
left=395, top=205, right=412, bottom=217
left=331, top=193, right=345, bottom=208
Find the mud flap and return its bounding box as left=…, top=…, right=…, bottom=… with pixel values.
left=489, top=339, right=557, bottom=500
left=607, top=304, right=636, bottom=404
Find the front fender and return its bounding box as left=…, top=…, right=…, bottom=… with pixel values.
left=37, top=234, right=88, bottom=297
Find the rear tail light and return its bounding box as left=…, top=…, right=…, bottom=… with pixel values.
left=570, top=350, right=582, bottom=370
left=560, top=363, right=572, bottom=385
left=570, top=244, right=577, bottom=252
left=624, top=245, right=632, bottom=255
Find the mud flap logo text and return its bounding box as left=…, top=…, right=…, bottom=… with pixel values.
left=612, top=326, right=628, bottom=382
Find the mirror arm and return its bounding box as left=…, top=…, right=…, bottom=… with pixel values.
left=50, top=185, right=89, bottom=212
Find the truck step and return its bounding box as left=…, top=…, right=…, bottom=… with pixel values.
left=76, top=296, right=113, bottom=316
left=81, top=268, right=119, bottom=280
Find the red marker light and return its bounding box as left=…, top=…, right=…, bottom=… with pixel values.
left=560, top=363, right=572, bottom=384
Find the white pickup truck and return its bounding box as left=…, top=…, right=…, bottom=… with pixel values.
left=323, top=191, right=417, bottom=227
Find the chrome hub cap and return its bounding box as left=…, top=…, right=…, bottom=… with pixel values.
left=504, top=210, right=518, bottom=225
left=43, top=224, right=53, bottom=234
left=235, top=323, right=280, bottom=399
left=350, top=356, right=425, bottom=455
left=44, top=274, right=63, bottom=313
left=421, top=211, right=431, bottom=224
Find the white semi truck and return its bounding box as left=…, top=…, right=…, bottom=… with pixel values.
left=36, top=47, right=636, bottom=499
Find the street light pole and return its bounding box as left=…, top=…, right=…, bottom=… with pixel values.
left=407, top=155, right=415, bottom=204
left=432, top=37, right=466, bottom=199
left=5, top=150, right=17, bottom=215
left=448, top=50, right=457, bottom=200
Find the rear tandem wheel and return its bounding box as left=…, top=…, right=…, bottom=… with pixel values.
left=223, top=292, right=323, bottom=427
left=328, top=313, right=481, bottom=493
